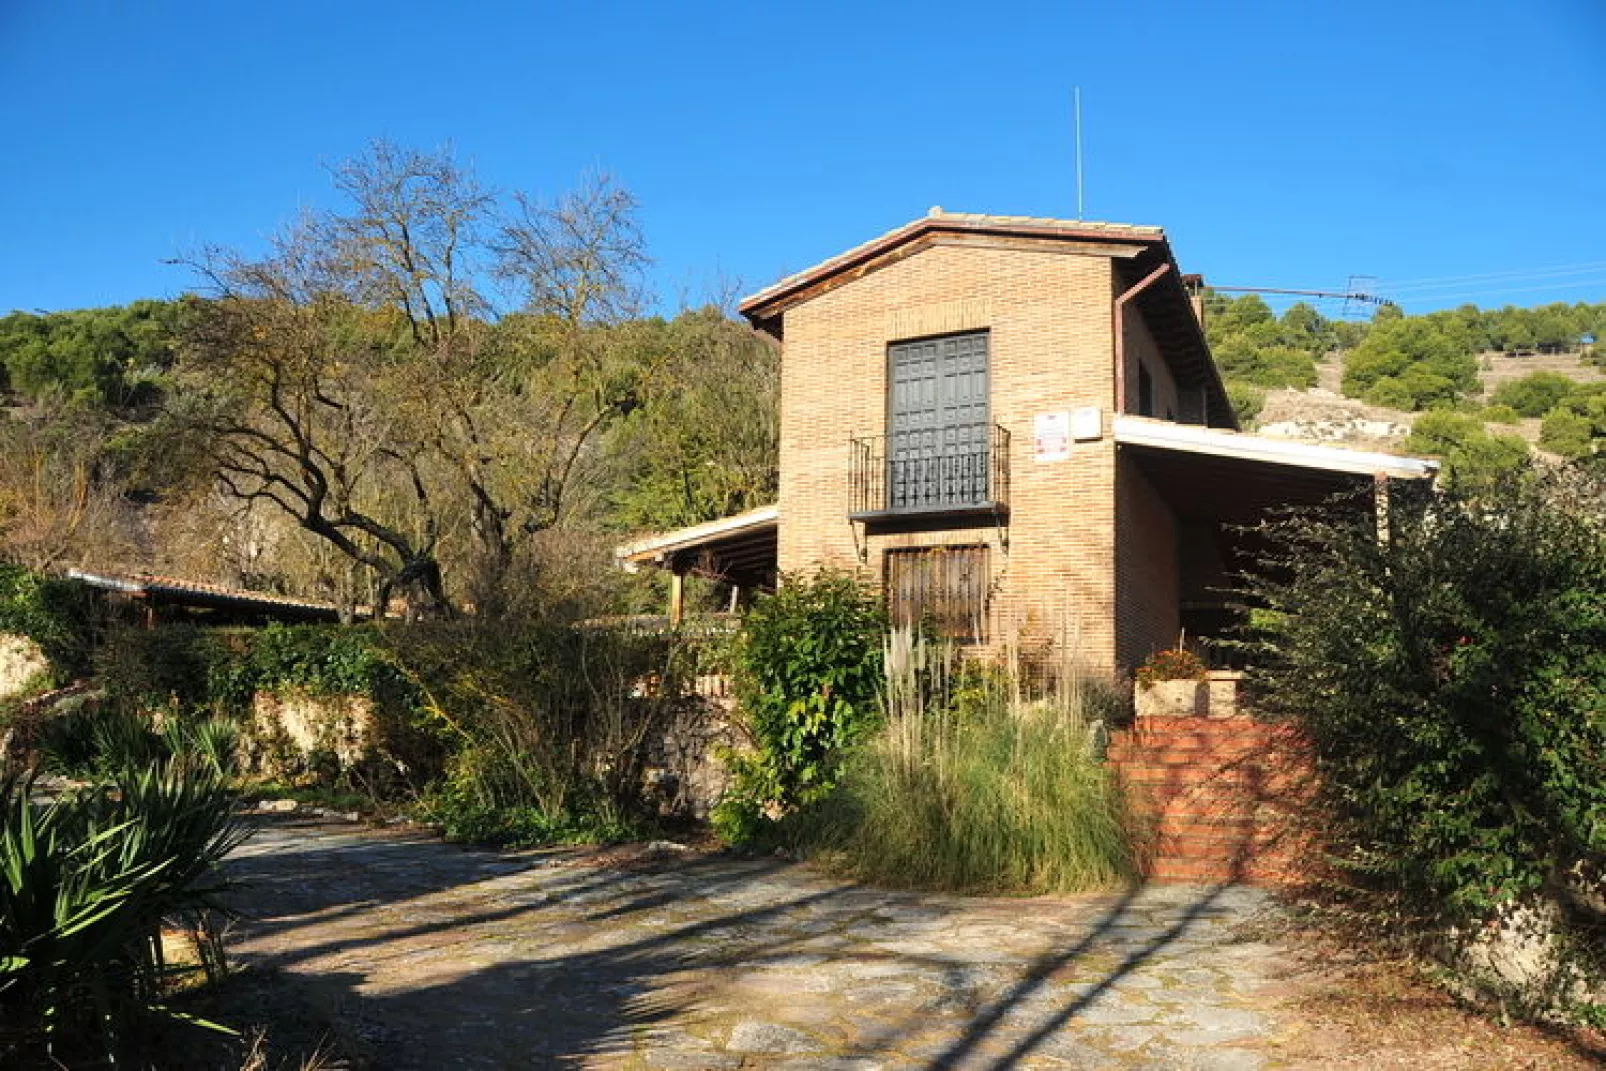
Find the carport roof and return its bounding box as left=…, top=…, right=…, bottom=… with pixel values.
left=1114, top=415, right=1438, bottom=523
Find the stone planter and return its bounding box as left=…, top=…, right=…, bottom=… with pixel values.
left=1135, top=678, right=1206, bottom=719
left=1206, top=670, right=1247, bottom=718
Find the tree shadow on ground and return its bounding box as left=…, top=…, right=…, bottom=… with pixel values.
left=224, top=817, right=1273, bottom=1069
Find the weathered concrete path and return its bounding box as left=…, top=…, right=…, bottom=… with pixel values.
left=225, top=818, right=1298, bottom=1069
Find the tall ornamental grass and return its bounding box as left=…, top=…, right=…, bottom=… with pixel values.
left=812, top=628, right=1140, bottom=893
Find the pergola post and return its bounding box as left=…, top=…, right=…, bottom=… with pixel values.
left=668, top=571, right=685, bottom=628
left=1374, top=472, right=1391, bottom=545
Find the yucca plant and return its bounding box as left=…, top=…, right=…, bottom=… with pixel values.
left=0, top=759, right=248, bottom=1066
left=91, top=711, right=168, bottom=776
left=162, top=716, right=242, bottom=779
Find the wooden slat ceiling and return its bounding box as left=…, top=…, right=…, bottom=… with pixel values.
left=1124, top=443, right=1376, bottom=526
left=663, top=528, right=779, bottom=590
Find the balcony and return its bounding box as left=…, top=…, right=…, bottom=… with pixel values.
left=849, top=424, right=1011, bottom=522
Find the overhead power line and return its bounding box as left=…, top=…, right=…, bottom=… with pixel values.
left=1388, top=278, right=1606, bottom=307
left=1206, top=284, right=1394, bottom=312
left=1376, top=260, right=1606, bottom=293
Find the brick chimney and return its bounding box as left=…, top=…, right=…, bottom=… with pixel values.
left=1181, top=273, right=1206, bottom=328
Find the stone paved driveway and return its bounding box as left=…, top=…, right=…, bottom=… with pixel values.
left=225, top=817, right=1298, bottom=1069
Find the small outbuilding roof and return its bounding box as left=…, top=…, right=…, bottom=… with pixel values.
left=67, top=569, right=343, bottom=623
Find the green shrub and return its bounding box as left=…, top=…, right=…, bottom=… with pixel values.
left=1343, top=318, right=1480, bottom=410
left=0, top=564, right=97, bottom=683
left=805, top=632, right=1137, bottom=892
left=1245, top=469, right=1606, bottom=926
left=713, top=570, right=885, bottom=845
left=37, top=706, right=168, bottom=779
left=1405, top=410, right=1531, bottom=492
left=251, top=623, right=399, bottom=695
left=1482, top=403, right=1522, bottom=424
left=420, top=767, right=642, bottom=849
left=1540, top=406, right=1597, bottom=459
left=1491, top=371, right=1579, bottom=417
left=162, top=715, right=241, bottom=778
left=400, top=620, right=687, bottom=844
left=1224, top=380, right=1266, bottom=426
left=0, top=759, right=247, bottom=1066
left=96, top=625, right=249, bottom=715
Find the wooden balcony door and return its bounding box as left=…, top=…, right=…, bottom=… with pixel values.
left=887, top=332, right=989, bottom=510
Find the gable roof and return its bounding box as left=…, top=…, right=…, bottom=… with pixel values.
left=739, top=210, right=1163, bottom=330
left=738, top=209, right=1235, bottom=428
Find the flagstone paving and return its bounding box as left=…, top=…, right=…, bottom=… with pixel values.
left=224, top=817, right=1302, bottom=1069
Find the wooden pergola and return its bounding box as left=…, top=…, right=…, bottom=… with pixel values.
left=615, top=506, right=779, bottom=626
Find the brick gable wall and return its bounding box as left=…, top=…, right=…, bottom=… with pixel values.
left=777, top=239, right=1148, bottom=675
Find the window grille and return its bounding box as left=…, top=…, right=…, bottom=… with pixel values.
left=885, top=545, right=990, bottom=643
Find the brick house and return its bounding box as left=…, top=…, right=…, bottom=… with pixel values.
left=619, top=210, right=1435, bottom=681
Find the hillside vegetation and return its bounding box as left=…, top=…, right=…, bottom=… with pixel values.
left=1207, top=292, right=1606, bottom=487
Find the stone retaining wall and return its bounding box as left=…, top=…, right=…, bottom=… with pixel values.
left=641, top=693, right=741, bottom=819
left=0, top=632, right=50, bottom=702
left=246, top=690, right=378, bottom=775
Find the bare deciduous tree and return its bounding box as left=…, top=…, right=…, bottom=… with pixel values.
left=0, top=407, right=135, bottom=573
left=174, top=144, right=659, bottom=618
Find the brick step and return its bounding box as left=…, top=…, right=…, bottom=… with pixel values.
left=1130, top=777, right=1306, bottom=796
left=1111, top=758, right=1308, bottom=777
left=1145, top=821, right=1318, bottom=843
left=1147, top=833, right=1312, bottom=859
left=1149, top=815, right=1310, bottom=834
left=1147, top=810, right=1312, bottom=829
left=1118, top=716, right=1260, bottom=733
left=1114, top=767, right=1312, bottom=790
left=1112, top=738, right=1305, bottom=758
left=1110, top=738, right=1307, bottom=757
left=1149, top=822, right=1284, bottom=834
left=1117, top=732, right=1304, bottom=751
left=1126, top=787, right=1312, bottom=809
left=1110, top=746, right=1304, bottom=764
left=1144, top=857, right=1309, bottom=884
left=1114, top=718, right=1293, bottom=736
left=1125, top=790, right=1316, bottom=812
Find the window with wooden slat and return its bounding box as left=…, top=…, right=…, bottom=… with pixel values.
left=885, top=545, right=990, bottom=643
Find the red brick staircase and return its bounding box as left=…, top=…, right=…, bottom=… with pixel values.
left=1108, top=716, right=1321, bottom=885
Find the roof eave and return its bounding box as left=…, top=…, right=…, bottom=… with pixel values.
left=615, top=505, right=781, bottom=565
left=1113, top=415, right=1439, bottom=480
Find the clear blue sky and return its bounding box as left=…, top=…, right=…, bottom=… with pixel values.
left=3, top=0, right=1604, bottom=318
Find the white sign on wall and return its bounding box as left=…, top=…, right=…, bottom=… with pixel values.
left=1034, top=411, right=1071, bottom=462
left=1070, top=406, right=1103, bottom=442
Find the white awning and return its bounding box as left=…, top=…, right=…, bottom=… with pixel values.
left=1113, top=415, right=1438, bottom=480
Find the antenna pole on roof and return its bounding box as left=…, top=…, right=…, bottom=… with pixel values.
left=1074, top=87, right=1085, bottom=221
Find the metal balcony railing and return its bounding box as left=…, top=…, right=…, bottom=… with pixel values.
left=849, top=424, right=1010, bottom=519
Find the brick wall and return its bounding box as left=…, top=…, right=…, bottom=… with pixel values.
left=775, top=239, right=1124, bottom=674
left=1121, top=309, right=1181, bottom=418
left=1114, top=455, right=1181, bottom=671
left=1108, top=716, right=1322, bottom=885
